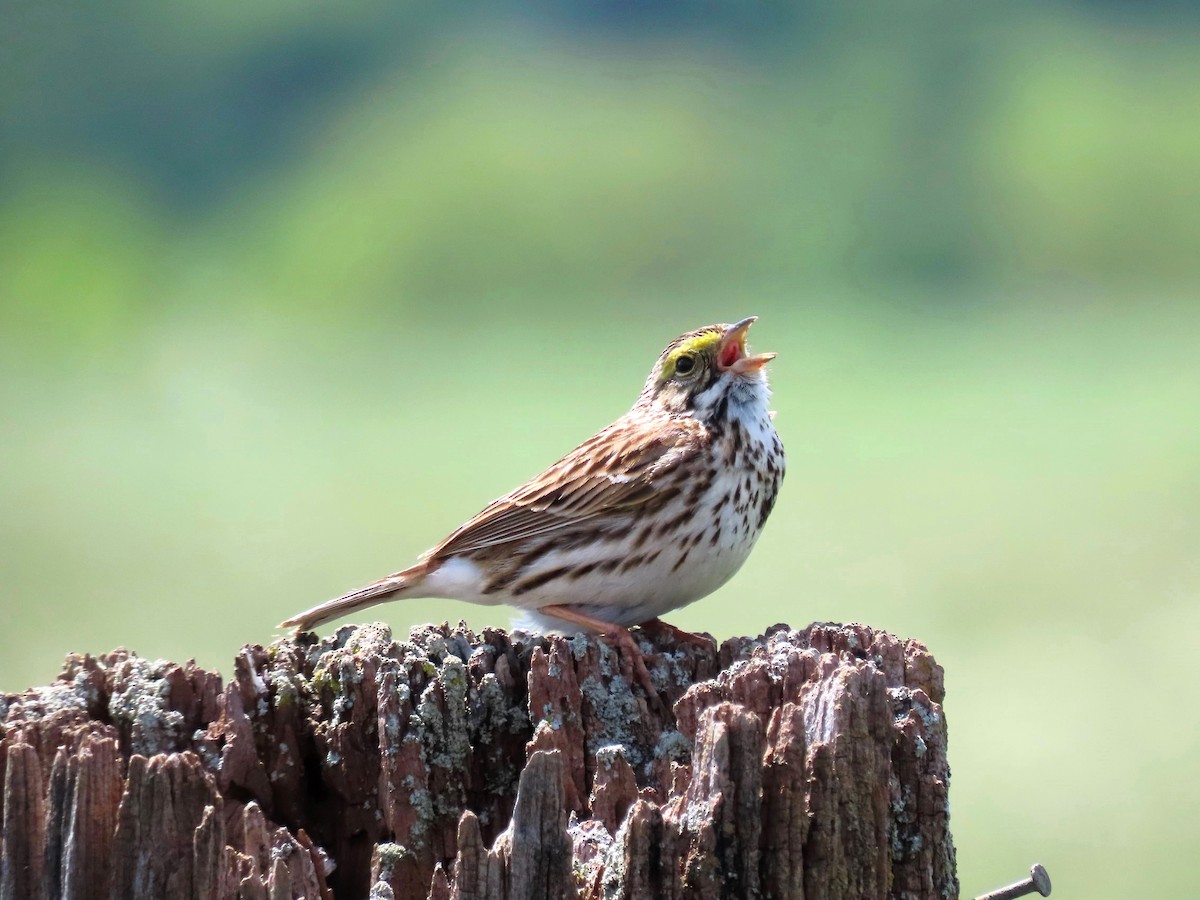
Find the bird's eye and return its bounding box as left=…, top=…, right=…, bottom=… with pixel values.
left=674, top=354, right=696, bottom=376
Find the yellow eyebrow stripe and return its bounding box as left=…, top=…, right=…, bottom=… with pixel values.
left=672, top=332, right=722, bottom=357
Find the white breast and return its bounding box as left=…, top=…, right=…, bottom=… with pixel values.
left=509, top=394, right=783, bottom=629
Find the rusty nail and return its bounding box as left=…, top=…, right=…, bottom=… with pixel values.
left=974, top=863, right=1052, bottom=900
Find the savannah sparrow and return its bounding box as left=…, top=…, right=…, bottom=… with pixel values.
left=281, top=318, right=784, bottom=685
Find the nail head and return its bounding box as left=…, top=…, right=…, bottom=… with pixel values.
left=1029, top=863, right=1051, bottom=896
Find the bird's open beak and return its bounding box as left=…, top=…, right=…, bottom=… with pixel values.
left=718, top=316, right=776, bottom=374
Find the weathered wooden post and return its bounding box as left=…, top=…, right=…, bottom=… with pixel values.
left=0, top=621, right=957, bottom=899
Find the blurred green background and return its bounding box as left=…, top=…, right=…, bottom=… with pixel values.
left=2, top=2, right=1198, bottom=896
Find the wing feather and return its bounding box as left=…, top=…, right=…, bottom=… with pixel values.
left=425, top=417, right=704, bottom=559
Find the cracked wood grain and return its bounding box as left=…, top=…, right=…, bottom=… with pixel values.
left=0, top=622, right=957, bottom=899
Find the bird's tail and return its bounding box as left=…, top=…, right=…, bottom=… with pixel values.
left=278, top=564, right=424, bottom=632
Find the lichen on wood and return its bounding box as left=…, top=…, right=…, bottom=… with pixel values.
left=0, top=621, right=957, bottom=899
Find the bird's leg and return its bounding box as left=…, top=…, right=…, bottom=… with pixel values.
left=537, top=605, right=660, bottom=700
left=639, top=618, right=718, bottom=652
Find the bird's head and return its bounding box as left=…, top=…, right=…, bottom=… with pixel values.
left=638, top=317, right=776, bottom=419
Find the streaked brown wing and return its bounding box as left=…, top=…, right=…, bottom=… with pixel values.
left=425, top=417, right=705, bottom=559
